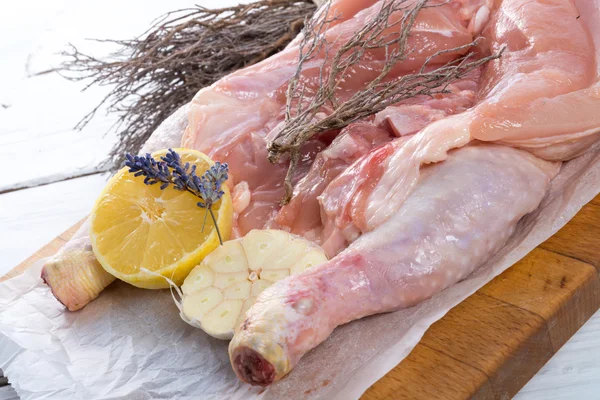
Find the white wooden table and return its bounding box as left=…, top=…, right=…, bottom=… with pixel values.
left=1, top=1, right=599, bottom=399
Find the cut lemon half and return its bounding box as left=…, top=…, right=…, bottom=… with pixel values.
left=90, top=148, right=233, bottom=289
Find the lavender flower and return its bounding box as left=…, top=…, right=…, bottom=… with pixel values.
left=124, top=153, right=172, bottom=189
left=124, top=149, right=229, bottom=244
left=197, top=163, right=228, bottom=209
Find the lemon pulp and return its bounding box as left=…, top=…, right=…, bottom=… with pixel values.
left=90, top=148, right=233, bottom=288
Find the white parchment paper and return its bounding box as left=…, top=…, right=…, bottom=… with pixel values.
left=1, top=138, right=599, bottom=399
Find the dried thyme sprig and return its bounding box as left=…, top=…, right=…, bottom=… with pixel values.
left=49, top=0, right=317, bottom=171
left=268, top=0, right=502, bottom=203
left=125, top=149, right=229, bottom=245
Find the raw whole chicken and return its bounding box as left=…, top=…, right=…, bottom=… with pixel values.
left=230, top=144, right=559, bottom=385
left=39, top=0, right=600, bottom=387
left=228, top=0, right=600, bottom=385
left=181, top=0, right=489, bottom=237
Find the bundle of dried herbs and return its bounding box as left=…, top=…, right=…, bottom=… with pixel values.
left=267, top=0, right=502, bottom=203
left=53, top=0, right=317, bottom=170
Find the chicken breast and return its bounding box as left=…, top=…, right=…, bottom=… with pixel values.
left=324, top=0, right=600, bottom=237
left=182, top=0, right=489, bottom=236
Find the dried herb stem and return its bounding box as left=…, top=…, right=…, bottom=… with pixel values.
left=208, top=208, right=223, bottom=246
left=268, top=0, right=502, bottom=203
left=49, top=0, right=317, bottom=171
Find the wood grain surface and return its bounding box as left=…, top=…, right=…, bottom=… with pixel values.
left=4, top=197, right=600, bottom=399
left=363, top=196, right=600, bottom=400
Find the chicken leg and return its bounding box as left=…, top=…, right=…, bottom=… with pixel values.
left=229, top=144, right=559, bottom=385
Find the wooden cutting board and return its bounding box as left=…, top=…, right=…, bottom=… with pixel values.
left=4, top=195, right=600, bottom=399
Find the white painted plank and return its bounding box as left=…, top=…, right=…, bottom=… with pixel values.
left=515, top=309, right=600, bottom=400
left=0, top=0, right=239, bottom=192
left=0, top=173, right=109, bottom=275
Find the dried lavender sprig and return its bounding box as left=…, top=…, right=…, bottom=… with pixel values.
left=125, top=153, right=172, bottom=189
left=124, top=149, right=229, bottom=245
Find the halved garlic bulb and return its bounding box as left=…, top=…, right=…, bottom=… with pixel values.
left=180, top=229, right=328, bottom=339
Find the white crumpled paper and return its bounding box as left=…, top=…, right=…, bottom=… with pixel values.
left=1, top=132, right=599, bottom=399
